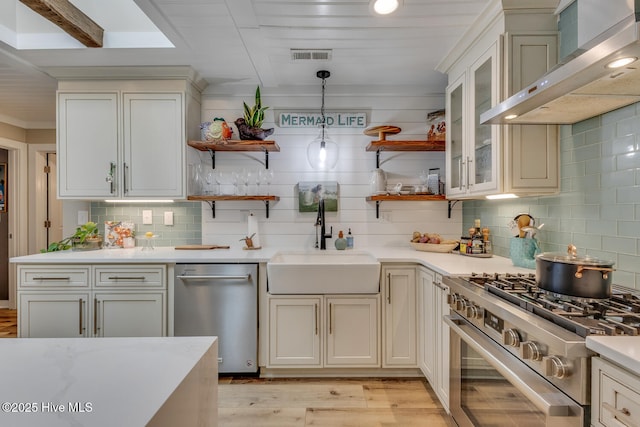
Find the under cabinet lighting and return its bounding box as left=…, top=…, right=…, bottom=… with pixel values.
left=606, top=57, right=637, bottom=69
left=504, top=114, right=518, bottom=120
left=485, top=194, right=518, bottom=200
left=105, top=200, right=175, bottom=203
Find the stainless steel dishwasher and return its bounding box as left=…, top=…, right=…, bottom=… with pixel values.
left=174, top=263, right=258, bottom=374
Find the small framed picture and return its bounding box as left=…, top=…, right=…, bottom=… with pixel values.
left=0, top=162, right=6, bottom=213
left=298, top=181, right=338, bottom=212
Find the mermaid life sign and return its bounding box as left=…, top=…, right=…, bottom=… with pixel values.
left=278, top=112, right=367, bottom=128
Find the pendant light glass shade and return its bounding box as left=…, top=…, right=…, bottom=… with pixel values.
left=307, top=70, right=339, bottom=170
left=307, top=128, right=338, bottom=170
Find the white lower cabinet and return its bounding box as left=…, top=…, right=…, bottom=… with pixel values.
left=268, top=295, right=379, bottom=368
left=325, top=297, right=379, bottom=367
left=382, top=266, right=417, bottom=367
left=94, top=292, right=165, bottom=337
left=418, top=266, right=450, bottom=412
left=20, top=293, right=91, bottom=337
left=17, top=264, right=167, bottom=338
left=269, top=297, right=322, bottom=366
left=592, top=357, right=640, bottom=427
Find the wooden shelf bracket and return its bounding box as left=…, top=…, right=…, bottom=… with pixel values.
left=447, top=200, right=459, bottom=219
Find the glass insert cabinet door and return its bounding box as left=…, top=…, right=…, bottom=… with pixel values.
left=469, top=44, right=498, bottom=193
left=446, top=73, right=464, bottom=193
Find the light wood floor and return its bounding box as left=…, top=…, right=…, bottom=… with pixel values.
left=0, top=308, right=17, bottom=338
left=0, top=309, right=451, bottom=426
left=218, top=376, right=451, bottom=426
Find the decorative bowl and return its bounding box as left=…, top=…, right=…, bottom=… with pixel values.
left=410, top=241, right=458, bottom=253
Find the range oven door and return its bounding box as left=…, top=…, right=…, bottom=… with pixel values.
left=445, top=315, right=586, bottom=427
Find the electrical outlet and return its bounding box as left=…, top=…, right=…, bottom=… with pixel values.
left=77, top=210, right=89, bottom=225
left=142, top=210, right=153, bottom=225
left=164, top=211, right=174, bottom=226
left=380, top=212, right=391, bottom=222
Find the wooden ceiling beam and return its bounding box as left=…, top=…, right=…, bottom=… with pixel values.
left=19, top=0, right=104, bottom=48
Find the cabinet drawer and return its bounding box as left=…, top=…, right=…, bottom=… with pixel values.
left=593, top=357, right=640, bottom=427
left=94, top=265, right=166, bottom=288
left=19, top=266, right=90, bottom=289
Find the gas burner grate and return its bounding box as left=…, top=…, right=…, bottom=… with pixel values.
left=477, top=275, right=640, bottom=337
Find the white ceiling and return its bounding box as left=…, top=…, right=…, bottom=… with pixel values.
left=0, top=0, right=491, bottom=129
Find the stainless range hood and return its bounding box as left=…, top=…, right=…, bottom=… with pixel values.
left=481, top=3, right=640, bottom=125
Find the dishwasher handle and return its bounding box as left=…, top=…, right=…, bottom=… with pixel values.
left=177, top=274, right=251, bottom=281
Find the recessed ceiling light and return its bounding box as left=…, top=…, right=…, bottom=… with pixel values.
left=505, top=114, right=518, bottom=120
left=370, top=0, right=402, bottom=15
left=606, top=57, right=637, bottom=68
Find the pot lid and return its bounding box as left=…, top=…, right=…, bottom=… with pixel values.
left=537, top=252, right=615, bottom=267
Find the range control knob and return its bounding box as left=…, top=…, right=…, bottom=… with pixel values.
left=502, top=328, right=521, bottom=347
left=447, top=293, right=459, bottom=308
left=457, top=298, right=468, bottom=312
left=520, top=341, right=543, bottom=361
left=543, top=356, right=570, bottom=379
left=466, top=304, right=483, bottom=319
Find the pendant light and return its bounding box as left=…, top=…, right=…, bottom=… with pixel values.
left=307, top=70, right=338, bottom=170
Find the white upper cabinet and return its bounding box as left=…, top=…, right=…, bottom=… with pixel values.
left=122, top=92, right=184, bottom=198
left=57, top=92, right=119, bottom=198
left=440, top=1, right=560, bottom=199
left=56, top=73, right=203, bottom=200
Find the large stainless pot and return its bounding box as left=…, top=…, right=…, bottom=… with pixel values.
left=536, top=244, right=615, bottom=299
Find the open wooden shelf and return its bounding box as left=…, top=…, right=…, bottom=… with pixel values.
left=366, top=140, right=445, bottom=168
left=187, top=195, right=279, bottom=219
left=366, top=194, right=447, bottom=219
left=365, top=140, right=445, bottom=152
left=188, top=140, right=279, bottom=169
left=188, top=140, right=280, bottom=152
left=366, top=194, right=446, bottom=202
left=187, top=195, right=279, bottom=202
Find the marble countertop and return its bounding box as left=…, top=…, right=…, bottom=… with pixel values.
left=0, top=337, right=217, bottom=427
left=586, top=336, right=640, bottom=377
left=10, top=245, right=533, bottom=276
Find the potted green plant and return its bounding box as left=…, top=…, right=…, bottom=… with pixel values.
left=235, top=86, right=274, bottom=140
left=42, top=221, right=103, bottom=252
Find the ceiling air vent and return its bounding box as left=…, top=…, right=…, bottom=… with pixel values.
left=290, top=49, right=332, bottom=61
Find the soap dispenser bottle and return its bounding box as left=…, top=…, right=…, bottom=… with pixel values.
left=346, top=228, right=354, bottom=249
left=335, top=230, right=347, bottom=250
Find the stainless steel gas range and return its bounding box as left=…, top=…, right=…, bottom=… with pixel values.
left=443, top=273, right=640, bottom=427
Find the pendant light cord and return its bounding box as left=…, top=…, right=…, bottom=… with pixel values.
left=320, top=76, right=326, bottom=147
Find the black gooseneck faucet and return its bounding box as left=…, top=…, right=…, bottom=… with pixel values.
left=315, top=198, right=332, bottom=250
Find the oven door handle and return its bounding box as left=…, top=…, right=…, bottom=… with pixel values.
left=445, top=315, right=576, bottom=418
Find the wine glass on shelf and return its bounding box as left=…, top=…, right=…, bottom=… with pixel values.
left=232, top=170, right=240, bottom=195
left=265, top=170, right=274, bottom=195
left=204, top=169, right=215, bottom=194
left=215, top=170, right=224, bottom=195
left=256, top=169, right=264, bottom=195
left=243, top=168, right=252, bottom=195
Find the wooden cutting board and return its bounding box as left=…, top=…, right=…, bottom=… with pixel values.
left=175, top=245, right=230, bottom=250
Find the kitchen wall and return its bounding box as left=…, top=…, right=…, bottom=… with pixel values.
left=463, top=103, right=640, bottom=290
left=197, top=87, right=463, bottom=248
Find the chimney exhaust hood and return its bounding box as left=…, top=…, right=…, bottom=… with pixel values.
left=481, top=3, right=640, bottom=125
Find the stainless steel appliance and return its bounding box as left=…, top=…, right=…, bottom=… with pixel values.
left=481, top=1, right=640, bottom=125
left=174, top=263, right=258, bottom=374
left=444, top=273, right=640, bottom=427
